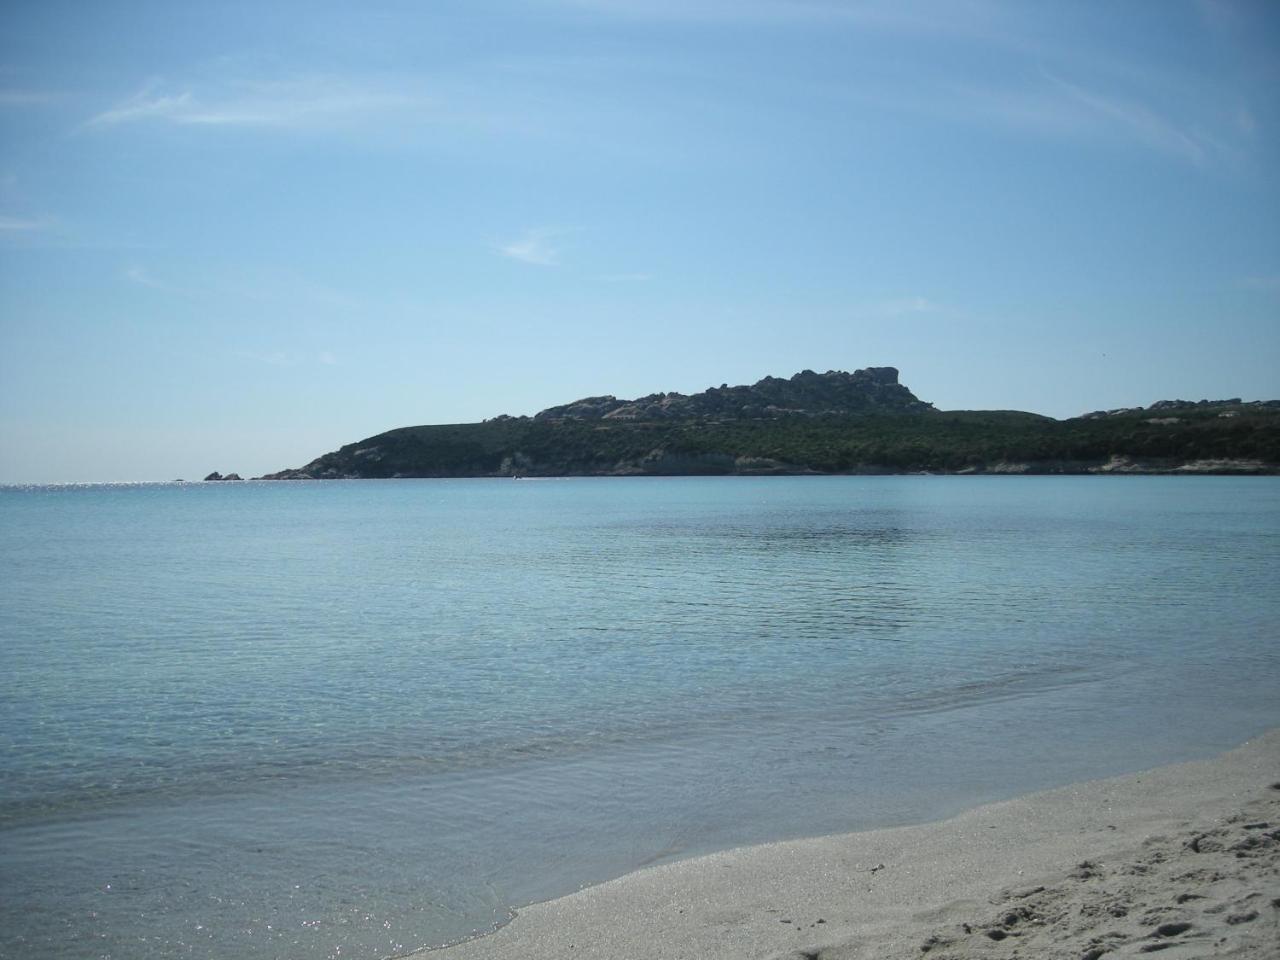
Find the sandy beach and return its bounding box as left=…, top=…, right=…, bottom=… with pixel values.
left=430, top=730, right=1279, bottom=959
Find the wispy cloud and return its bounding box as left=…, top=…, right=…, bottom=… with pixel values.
left=552, top=0, right=1002, bottom=30
left=553, top=0, right=815, bottom=22
left=238, top=349, right=340, bottom=367
left=1240, top=274, right=1280, bottom=291
left=0, top=215, right=49, bottom=231
left=90, top=85, right=194, bottom=126
left=1195, top=0, right=1244, bottom=34
left=1234, top=105, right=1257, bottom=137
left=559, top=0, right=1242, bottom=170
left=600, top=272, right=652, bottom=282
left=89, top=76, right=423, bottom=130
left=0, top=217, right=152, bottom=250
left=499, top=227, right=565, bottom=266
left=840, top=66, right=1230, bottom=168
left=0, top=90, right=57, bottom=106
left=551, top=0, right=1037, bottom=54
left=873, top=296, right=940, bottom=317
left=1039, top=70, right=1210, bottom=166
left=124, top=265, right=165, bottom=289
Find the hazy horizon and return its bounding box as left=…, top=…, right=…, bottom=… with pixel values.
left=3, top=1, right=1278, bottom=483
left=3, top=363, right=1279, bottom=484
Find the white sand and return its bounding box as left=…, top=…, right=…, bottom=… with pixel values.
left=429, top=730, right=1279, bottom=959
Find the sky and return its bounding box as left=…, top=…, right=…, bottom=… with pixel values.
left=1, top=0, right=1278, bottom=482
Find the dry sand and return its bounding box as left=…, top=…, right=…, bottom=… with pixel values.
left=428, top=729, right=1279, bottom=959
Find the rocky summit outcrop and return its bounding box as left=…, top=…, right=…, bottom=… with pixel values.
left=1080, top=398, right=1280, bottom=420
left=533, top=367, right=930, bottom=421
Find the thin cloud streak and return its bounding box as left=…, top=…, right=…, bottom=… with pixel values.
left=0, top=215, right=49, bottom=231
left=874, top=296, right=939, bottom=317
left=554, top=0, right=1005, bottom=31
left=124, top=265, right=164, bottom=289
left=89, top=76, right=425, bottom=130
left=0, top=90, right=57, bottom=106
left=92, top=92, right=193, bottom=127
left=237, top=349, right=340, bottom=368
left=553, top=0, right=1047, bottom=60
left=499, top=228, right=564, bottom=266
left=835, top=68, right=1232, bottom=168
left=1240, top=274, right=1280, bottom=291
left=557, top=1, right=1247, bottom=171
left=1040, top=70, right=1210, bottom=166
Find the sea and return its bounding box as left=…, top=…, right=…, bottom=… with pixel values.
left=1, top=476, right=1278, bottom=960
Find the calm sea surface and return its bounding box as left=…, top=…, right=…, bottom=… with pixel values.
left=2, top=477, right=1278, bottom=959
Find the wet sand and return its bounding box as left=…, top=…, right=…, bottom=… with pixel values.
left=430, top=729, right=1279, bottom=959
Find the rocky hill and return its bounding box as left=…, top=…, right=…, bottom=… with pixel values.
left=257, top=369, right=1280, bottom=479
left=1081, top=398, right=1280, bottom=420
left=531, top=367, right=930, bottom=421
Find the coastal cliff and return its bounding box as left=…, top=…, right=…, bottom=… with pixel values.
left=260, top=368, right=1280, bottom=479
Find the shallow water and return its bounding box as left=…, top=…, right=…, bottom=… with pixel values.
left=1, top=476, right=1278, bottom=959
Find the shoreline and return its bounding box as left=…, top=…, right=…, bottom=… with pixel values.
left=5, top=471, right=1279, bottom=487
left=427, top=730, right=1279, bottom=959
left=259, top=458, right=1280, bottom=480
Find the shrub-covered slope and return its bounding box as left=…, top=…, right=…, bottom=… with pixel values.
left=260, top=369, right=1280, bottom=478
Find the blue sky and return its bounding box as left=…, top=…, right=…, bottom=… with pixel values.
left=1, top=0, right=1277, bottom=482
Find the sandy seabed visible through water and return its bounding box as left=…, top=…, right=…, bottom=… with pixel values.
left=431, top=730, right=1280, bottom=960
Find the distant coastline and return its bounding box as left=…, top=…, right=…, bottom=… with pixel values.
left=212, top=459, right=1280, bottom=480
left=228, top=368, right=1280, bottom=481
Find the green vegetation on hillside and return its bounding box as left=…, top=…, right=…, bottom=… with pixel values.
left=265, top=403, right=1280, bottom=479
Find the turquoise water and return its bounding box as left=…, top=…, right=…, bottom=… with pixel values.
left=1, top=476, right=1278, bottom=959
